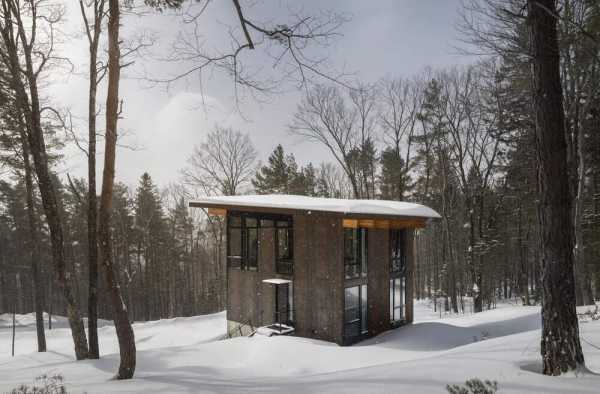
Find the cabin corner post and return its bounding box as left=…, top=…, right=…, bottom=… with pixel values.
left=405, top=229, right=416, bottom=324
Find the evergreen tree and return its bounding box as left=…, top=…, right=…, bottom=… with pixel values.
left=133, top=173, right=166, bottom=321
left=379, top=147, right=411, bottom=201
left=253, top=145, right=297, bottom=194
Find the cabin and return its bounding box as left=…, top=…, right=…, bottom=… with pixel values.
left=189, top=194, right=440, bottom=345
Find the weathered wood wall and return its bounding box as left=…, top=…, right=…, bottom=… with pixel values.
left=367, top=228, right=392, bottom=336
left=293, top=213, right=344, bottom=344
left=227, top=225, right=281, bottom=330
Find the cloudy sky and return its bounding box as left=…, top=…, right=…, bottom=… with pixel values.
left=51, top=0, right=470, bottom=189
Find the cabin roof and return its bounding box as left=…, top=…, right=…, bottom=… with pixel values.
left=189, top=194, right=441, bottom=220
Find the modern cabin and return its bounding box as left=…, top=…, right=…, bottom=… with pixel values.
left=189, top=194, right=440, bottom=345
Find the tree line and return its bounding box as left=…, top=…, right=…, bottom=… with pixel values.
left=0, top=173, right=225, bottom=319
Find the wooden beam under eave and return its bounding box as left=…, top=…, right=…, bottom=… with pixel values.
left=343, top=219, right=358, bottom=228
left=389, top=219, right=426, bottom=229
left=208, top=208, right=227, bottom=217
left=342, top=218, right=427, bottom=229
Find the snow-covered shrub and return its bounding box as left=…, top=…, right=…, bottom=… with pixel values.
left=578, top=305, right=599, bottom=323
left=446, top=378, right=498, bottom=394
left=9, top=374, right=67, bottom=394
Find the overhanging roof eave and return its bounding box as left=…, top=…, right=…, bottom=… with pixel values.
left=188, top=200, right=439, bottom=222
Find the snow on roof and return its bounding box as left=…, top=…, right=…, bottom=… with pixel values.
left=262, top=278, right=293, bottom=285
left=190, top=194, right=441, bottom=219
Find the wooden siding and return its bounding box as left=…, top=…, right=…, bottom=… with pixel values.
left=367, top=228, right=391, bottom=336
left=293, top=213, right=344, bottom=344
left=343, top=218, right=426, bottom=229
left=227, top=224, right=284, bottom=329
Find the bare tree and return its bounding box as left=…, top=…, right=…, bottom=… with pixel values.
left=348, top=83, right=378, bottom=198
left=316, top=162, right=352, bottom=198
left=180, top=125, right=257, bottom=311
left=78, top=0, right=106, bottom=360
left=289, top=85, right=364, bottom=198
left=182, top=126, right=257, bottom=196
left=98, top=0, right=136, bottom=379
left=149, top=1, right=350, bottom=99
left=0, top=0, right=89, bottom=359
left=379, top=77, right=423, bottom=200
left=0, top=71, right=46, bottom=352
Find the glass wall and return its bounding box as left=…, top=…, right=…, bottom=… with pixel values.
left=390, top=229, right=407, bottom=323
left=344, top=228, right=368, bottom=279
left=275, top=220, right=293, bottom=274
left=390, top=277, right=405, bottom=322
left=227, top=211, right=293, bottom=272
left=276, top=282, right=294, bottom=325
left=344, top=284, right=368, bottom=341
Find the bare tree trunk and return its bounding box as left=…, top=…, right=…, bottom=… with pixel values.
left=79, top=0, right=106, bottom=360
left=18, top=120, right=46, bottom=352
left=528, top=0, right=585, bottom=375
left=98, top=0, right=136, bottom=379
left=573, top=122, right=593, bottom=306
left=0, top=0, right=89, bottom=359
left=518, top=203, right=530, bottom=306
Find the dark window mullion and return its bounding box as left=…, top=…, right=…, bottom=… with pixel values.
left=241, top=226, right=247, bottom=270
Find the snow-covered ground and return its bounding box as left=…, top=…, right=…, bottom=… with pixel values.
left=1, top=301, right=599, bottom=393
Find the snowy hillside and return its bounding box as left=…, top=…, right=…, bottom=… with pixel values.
left=1, top=302, right=599, bottom=393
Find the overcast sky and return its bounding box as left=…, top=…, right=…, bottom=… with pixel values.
left=50, top=0, right=470, bottom=190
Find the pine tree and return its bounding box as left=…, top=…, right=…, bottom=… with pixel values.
left=379, top=147, right=411, bottom=201
left=253, top=145, right=298, bottom=194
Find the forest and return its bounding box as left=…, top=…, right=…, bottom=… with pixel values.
left=0, top=0, right=599, bottom=384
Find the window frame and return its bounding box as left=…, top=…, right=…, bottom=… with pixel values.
left=227, top=214, right=243, bottom=269
left=390, top=277, right=405, bottom=324
left=344, top=228, right=368, bottom=280
left=344, top=284, right=368, bottom=342
left=227, top=211, right=293, bottom=273
left=389, top=229, right=407, bottom=324
left=244, top=217, right=259, bottom=271
left=275, top=282, right=294, bottom=325
left=390, top=229, right=406, bottom=275
left=275, top=219, right=294, bottom=274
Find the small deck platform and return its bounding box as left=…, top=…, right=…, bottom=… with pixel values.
left=256, top=324, right=295, bottom=337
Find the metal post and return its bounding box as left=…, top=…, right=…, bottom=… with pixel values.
left=274, top=284, right=281, bottom=332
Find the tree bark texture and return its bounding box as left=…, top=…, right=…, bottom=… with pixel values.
left=527, top=0, right=585, bottom=375
left=0, top=1, right=89, bottom=359
left=99, top=0, right=136, bottom=379
left=18, top=119, right=46, bottom=352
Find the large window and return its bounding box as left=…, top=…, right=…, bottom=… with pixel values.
left=344, top=285, right=368, bottom=341
left=227, top=214, right=244, bottom=269
left=245, top=217, right=259, bottom=270
left=227, top=213, right=259, bottom=271
left=390, top=229, right=406, bottom=274
left=344, top=228, right=368, bottom=279
left=275, top=219, right=293, bottom=274
left=276, top=282, right=294, bottom=325
left=390, top=229, right=407, bottom=323
left=227, top=212, right=293, bottom=272
left=390, top=277, right=405, bottom=323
